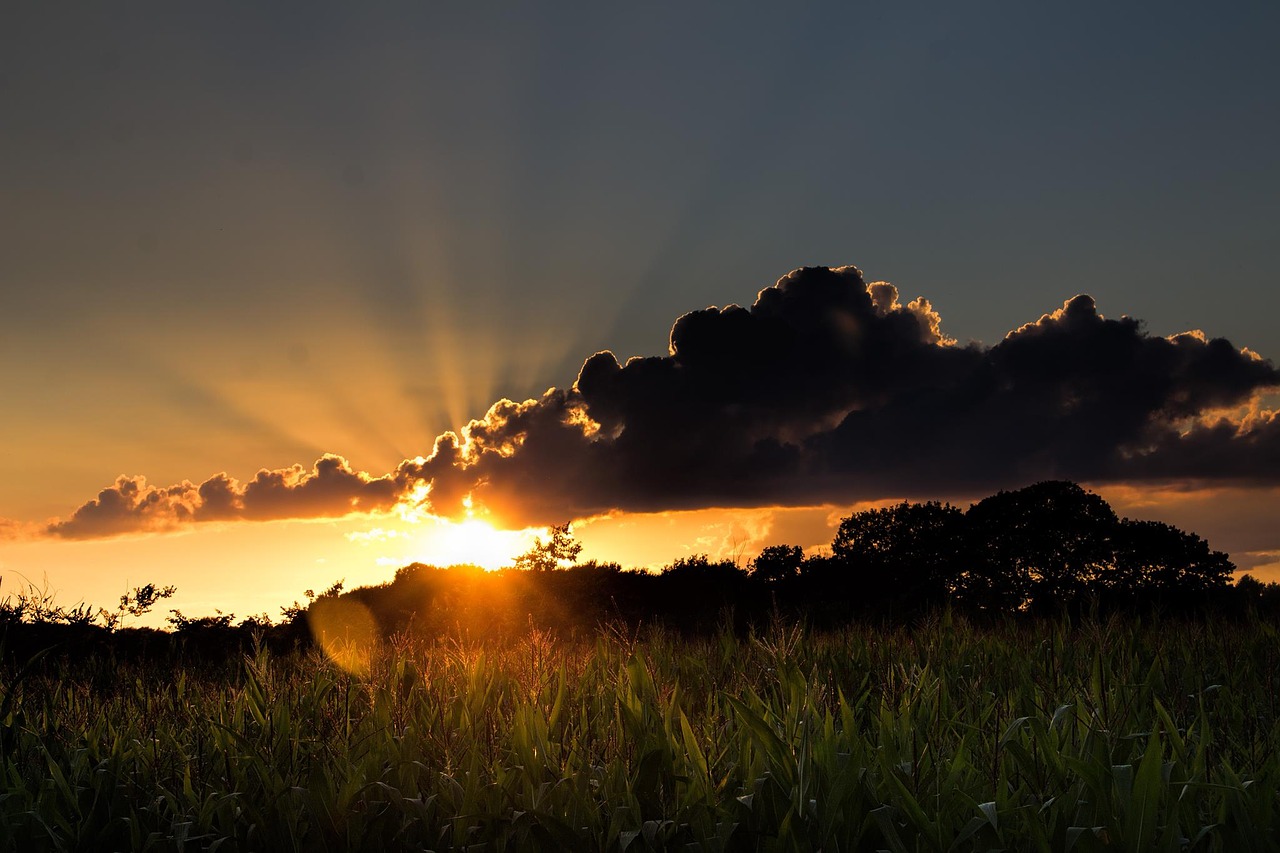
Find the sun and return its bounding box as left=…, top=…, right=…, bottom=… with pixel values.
left=414, top=517, right=535, bottom=571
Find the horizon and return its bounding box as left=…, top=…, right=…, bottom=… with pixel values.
left=3, top=3, right=1279, bottom=621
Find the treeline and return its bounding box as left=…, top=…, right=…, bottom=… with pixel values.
left=4, top=481, right=1280, bottom=661
left=0, top=579, right=292, bottom=664
left=811, top=480, right=1240, bottom=617
left=327, top=481, right=1280, bottom=640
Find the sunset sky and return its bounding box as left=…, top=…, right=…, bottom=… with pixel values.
left=3, top=3, right=1279, bottom=623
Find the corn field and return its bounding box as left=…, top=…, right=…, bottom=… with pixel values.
left=2, top=615, right=1279, bottom=851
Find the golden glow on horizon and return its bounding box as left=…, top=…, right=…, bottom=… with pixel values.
left=572, top=504, right=847, bottom=569
left=412, top=517, right=535, bottom=571
left=3, top=493, right=1280, bottom=635
left=388, top=487, right=540, bottom=570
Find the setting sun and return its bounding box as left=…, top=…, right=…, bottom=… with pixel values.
left=413, top=517, right=535, bottom=571
left=4, top=5, right=1280, bottom=848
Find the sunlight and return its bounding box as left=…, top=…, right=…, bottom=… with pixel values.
left=413, top=516, right=534, bottom=571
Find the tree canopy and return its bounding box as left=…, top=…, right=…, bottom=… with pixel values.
left=512, top=523, right=583, bottom=572
left=829, top=481, right=1235, bottom=615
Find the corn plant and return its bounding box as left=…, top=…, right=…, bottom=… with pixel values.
left=1, top=616, right=1278, bottom=850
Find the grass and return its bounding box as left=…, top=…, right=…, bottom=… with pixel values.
left=2, top=614, right=1279, bottom=851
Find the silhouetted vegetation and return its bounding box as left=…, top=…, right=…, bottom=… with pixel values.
left=6, top=616, right=1280, bottom=849
left=302, top=481, right=1257, bottom=643
left=0, top=481, right=1275, bottom=657
left=4, top=483, right=1280, bottom=849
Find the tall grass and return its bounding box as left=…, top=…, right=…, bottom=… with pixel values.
left=2, top=615, right=1278, bottom=850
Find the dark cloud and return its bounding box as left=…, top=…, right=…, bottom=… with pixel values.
left=32, top=265, right=1280, bottom=537
left=1122, top=410, right=1280, bottom=484
left=403, top=266, right=1280, bottom=524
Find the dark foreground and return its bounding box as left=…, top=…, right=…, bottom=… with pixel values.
left=3, top=616, right=1279, bottom=851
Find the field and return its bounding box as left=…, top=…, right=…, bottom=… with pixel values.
left=3, top=615, right=1280, bottom=851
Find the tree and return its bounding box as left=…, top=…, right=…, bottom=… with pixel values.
left=513, top=523, right=583, bottom=572
left=831, top=501, right=965, bottom=613
left=101, top=582, right=177, bottom=630
left=657, top=555, right=751, bottom=631
left=751, top=544, right=805, bottom=583
left=1234, top=574, right=1280, bottom=615
left=281, top=579, right=344, bottom=623
left=962, top=481, right=1116, bottom=613
left=167, top=610, right=235, bottom=631
left=1105, top=519, right=1234, bottom=607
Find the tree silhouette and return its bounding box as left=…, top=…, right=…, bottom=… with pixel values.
left=832, top=501, right=965, bottom=613
left=961, top=481, right=1117, bottom=613
left=513, top=523, right=583, bottom=572
left=250, top=481, right=1254, bottom=642
left=751, top=544, right=805, bottom=583
left=1106, top=519, right=1234, bottom=607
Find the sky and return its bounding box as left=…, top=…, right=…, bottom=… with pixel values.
left=2, top=2, right=1279, bottom=623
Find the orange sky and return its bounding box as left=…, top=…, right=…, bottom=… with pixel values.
left=4, top=5, right=1280, bottom=627
left=2, top=484, right=1277, bottom=629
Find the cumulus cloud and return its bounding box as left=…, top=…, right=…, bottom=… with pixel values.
left=46, top=454, right=398, bottom=539
left=400, top=266, right=1279, bottom=524
left=30, top=265, right=1280, bottom=538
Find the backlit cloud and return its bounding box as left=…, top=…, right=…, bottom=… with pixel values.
left=402, top=267, right=1279, bottom=524
left=28, top=265, right=1280, bottom=538
left=46, top=454, right=398, bottom=539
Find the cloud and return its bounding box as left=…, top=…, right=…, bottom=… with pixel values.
left=46, top=454, right=398, bottom=539
left=402, top=266, right=1279, bottom=524
left=0, top=518, right=39, bottom=540
left=32, top=265, right=1280, bottom=538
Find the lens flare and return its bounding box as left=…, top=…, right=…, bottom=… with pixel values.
left=308, top=597, right=377, bottom=676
